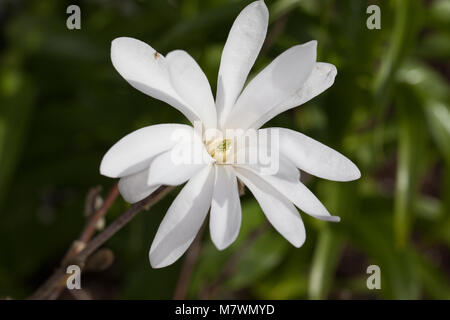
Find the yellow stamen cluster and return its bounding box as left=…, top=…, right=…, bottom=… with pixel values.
left=206, top=138, right=233, bottom=163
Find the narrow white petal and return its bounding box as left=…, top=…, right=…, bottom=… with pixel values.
left=111, top=37, right=201, bottom=124
left=234, top=166, right=305, bottom=247
left=262, top=128, right=361, bottom=181
left=216, top=0, right=268, bottom=126
left=210, top=166, right=242, bottom=250
left=100, top=124, right=193, bottom=178
left=149, top=165, right=215, bottom=268
left=253, top=62, right=337, bottom=129
left=118, top=169, right=160, bottom=203
left=239, top=157, right=339, bottom=222
left=147, top=143, right=211, bottom=187
left=166, top=50, right=217, bottom=129
left=224, top=41, right=317, bottom=129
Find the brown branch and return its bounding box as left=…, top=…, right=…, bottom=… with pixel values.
left=80, top=184, right=119, bottom=243
left=28, top=185, right=173, bottom=300
left=61, top=184, right=119, bottom=267
left=173, top=223, right=206, bottom=300
left=40, top=184, right=120, bottom=299
left=84, top=185, right=103, bottom=217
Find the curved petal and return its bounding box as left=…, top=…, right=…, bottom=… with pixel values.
left=239, top=156, right=340, bottom=222
left=233, top=166, right=305, bottom=247
left=111, top=37, right=201, bottom=124
left=224, top=41, right=317, bottom=130
left=166, top=50, right=217, bottom=129
left=262, top=128, right=361, bottom=181
left=100, top=124, right=193, bottom=178
left=147, top=141, right=212, bottom=186
left=118, top=169, right=160, bottom=203
left=210, top=166, right=242, bottom=250
left=216, top=0, right=268, bottom=127
left=253, top=62, right=337, bottom=129
left=149, top=165, right=215, bottom=268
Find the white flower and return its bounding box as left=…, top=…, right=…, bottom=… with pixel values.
left=100, top=0, right=360, bottom=268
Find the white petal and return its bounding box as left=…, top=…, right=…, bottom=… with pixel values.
left=111, top=37, right=200, bottom=124
left=166, top=50, right=217, bottom=129
left=118, top=169, right=160, bottom=203
left=147, top=142, right=212, bottom=186
left=210, top=166, right=242, bottom=250
left=100, top=124, right=193, bottom=178
left=253, top=62, right=337, bottom=129
left=149, top=165, right=215, bottom=268
left=216, top=0, right=268, bottom=127
left=239, top=157, right=339, bottom=222
left=262, top=128, right=361, bottom=181
left=234, top=166, right=305, bottom=247
left=224, top=41, right=317, bottom=130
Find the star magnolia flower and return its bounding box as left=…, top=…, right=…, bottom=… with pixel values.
left=100, top=0, right=360, bottom=268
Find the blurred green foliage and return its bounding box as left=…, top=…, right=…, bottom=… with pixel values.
left=0, top=0, right=449, bottom=299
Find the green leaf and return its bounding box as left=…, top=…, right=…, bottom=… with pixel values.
left=308, top=227, right=344, bottom=299
left=394, top=90, right=425, bottom=248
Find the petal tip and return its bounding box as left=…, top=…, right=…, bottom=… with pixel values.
left=255, top=0, right=267, bottom=8
left=149, top=256, right=162, bottom=269
left=292, top=236, right=306, bottom=248
left=111, top=37, right=134, bottom=52
left=149, top=250, right=170, bottom=269
left=214, top=242, right=228, bottom=251
left=340, top=158, right=362, bottom=181
left=305, top=40, right=318, bottom=50
left=99, top=163, right=107, bottom=176
left=324, top=63, right=338, bottom=80
left=110, top=37, right=122, bottom=47
left=249, top=0, right=269, bottom=18
left=99, top=156, right=115, bottom=178
left=211, top=232, right=236, bottom=251
left=293, top=40, right=317, bottom=52
left=330, top=216, right=341, bottom=223
left=349, top=165, right=362, bottom=181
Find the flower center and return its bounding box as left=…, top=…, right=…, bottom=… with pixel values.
left=206, top=138, right=233, bottom=163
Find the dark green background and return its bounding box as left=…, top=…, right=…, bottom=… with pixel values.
left=0, top=0, right=449, bottom=299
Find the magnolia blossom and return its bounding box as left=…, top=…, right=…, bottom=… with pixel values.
left=100, top=0, right=360, bottom=268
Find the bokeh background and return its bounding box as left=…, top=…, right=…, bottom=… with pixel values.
left=0, top=0, right=449, bottom=299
